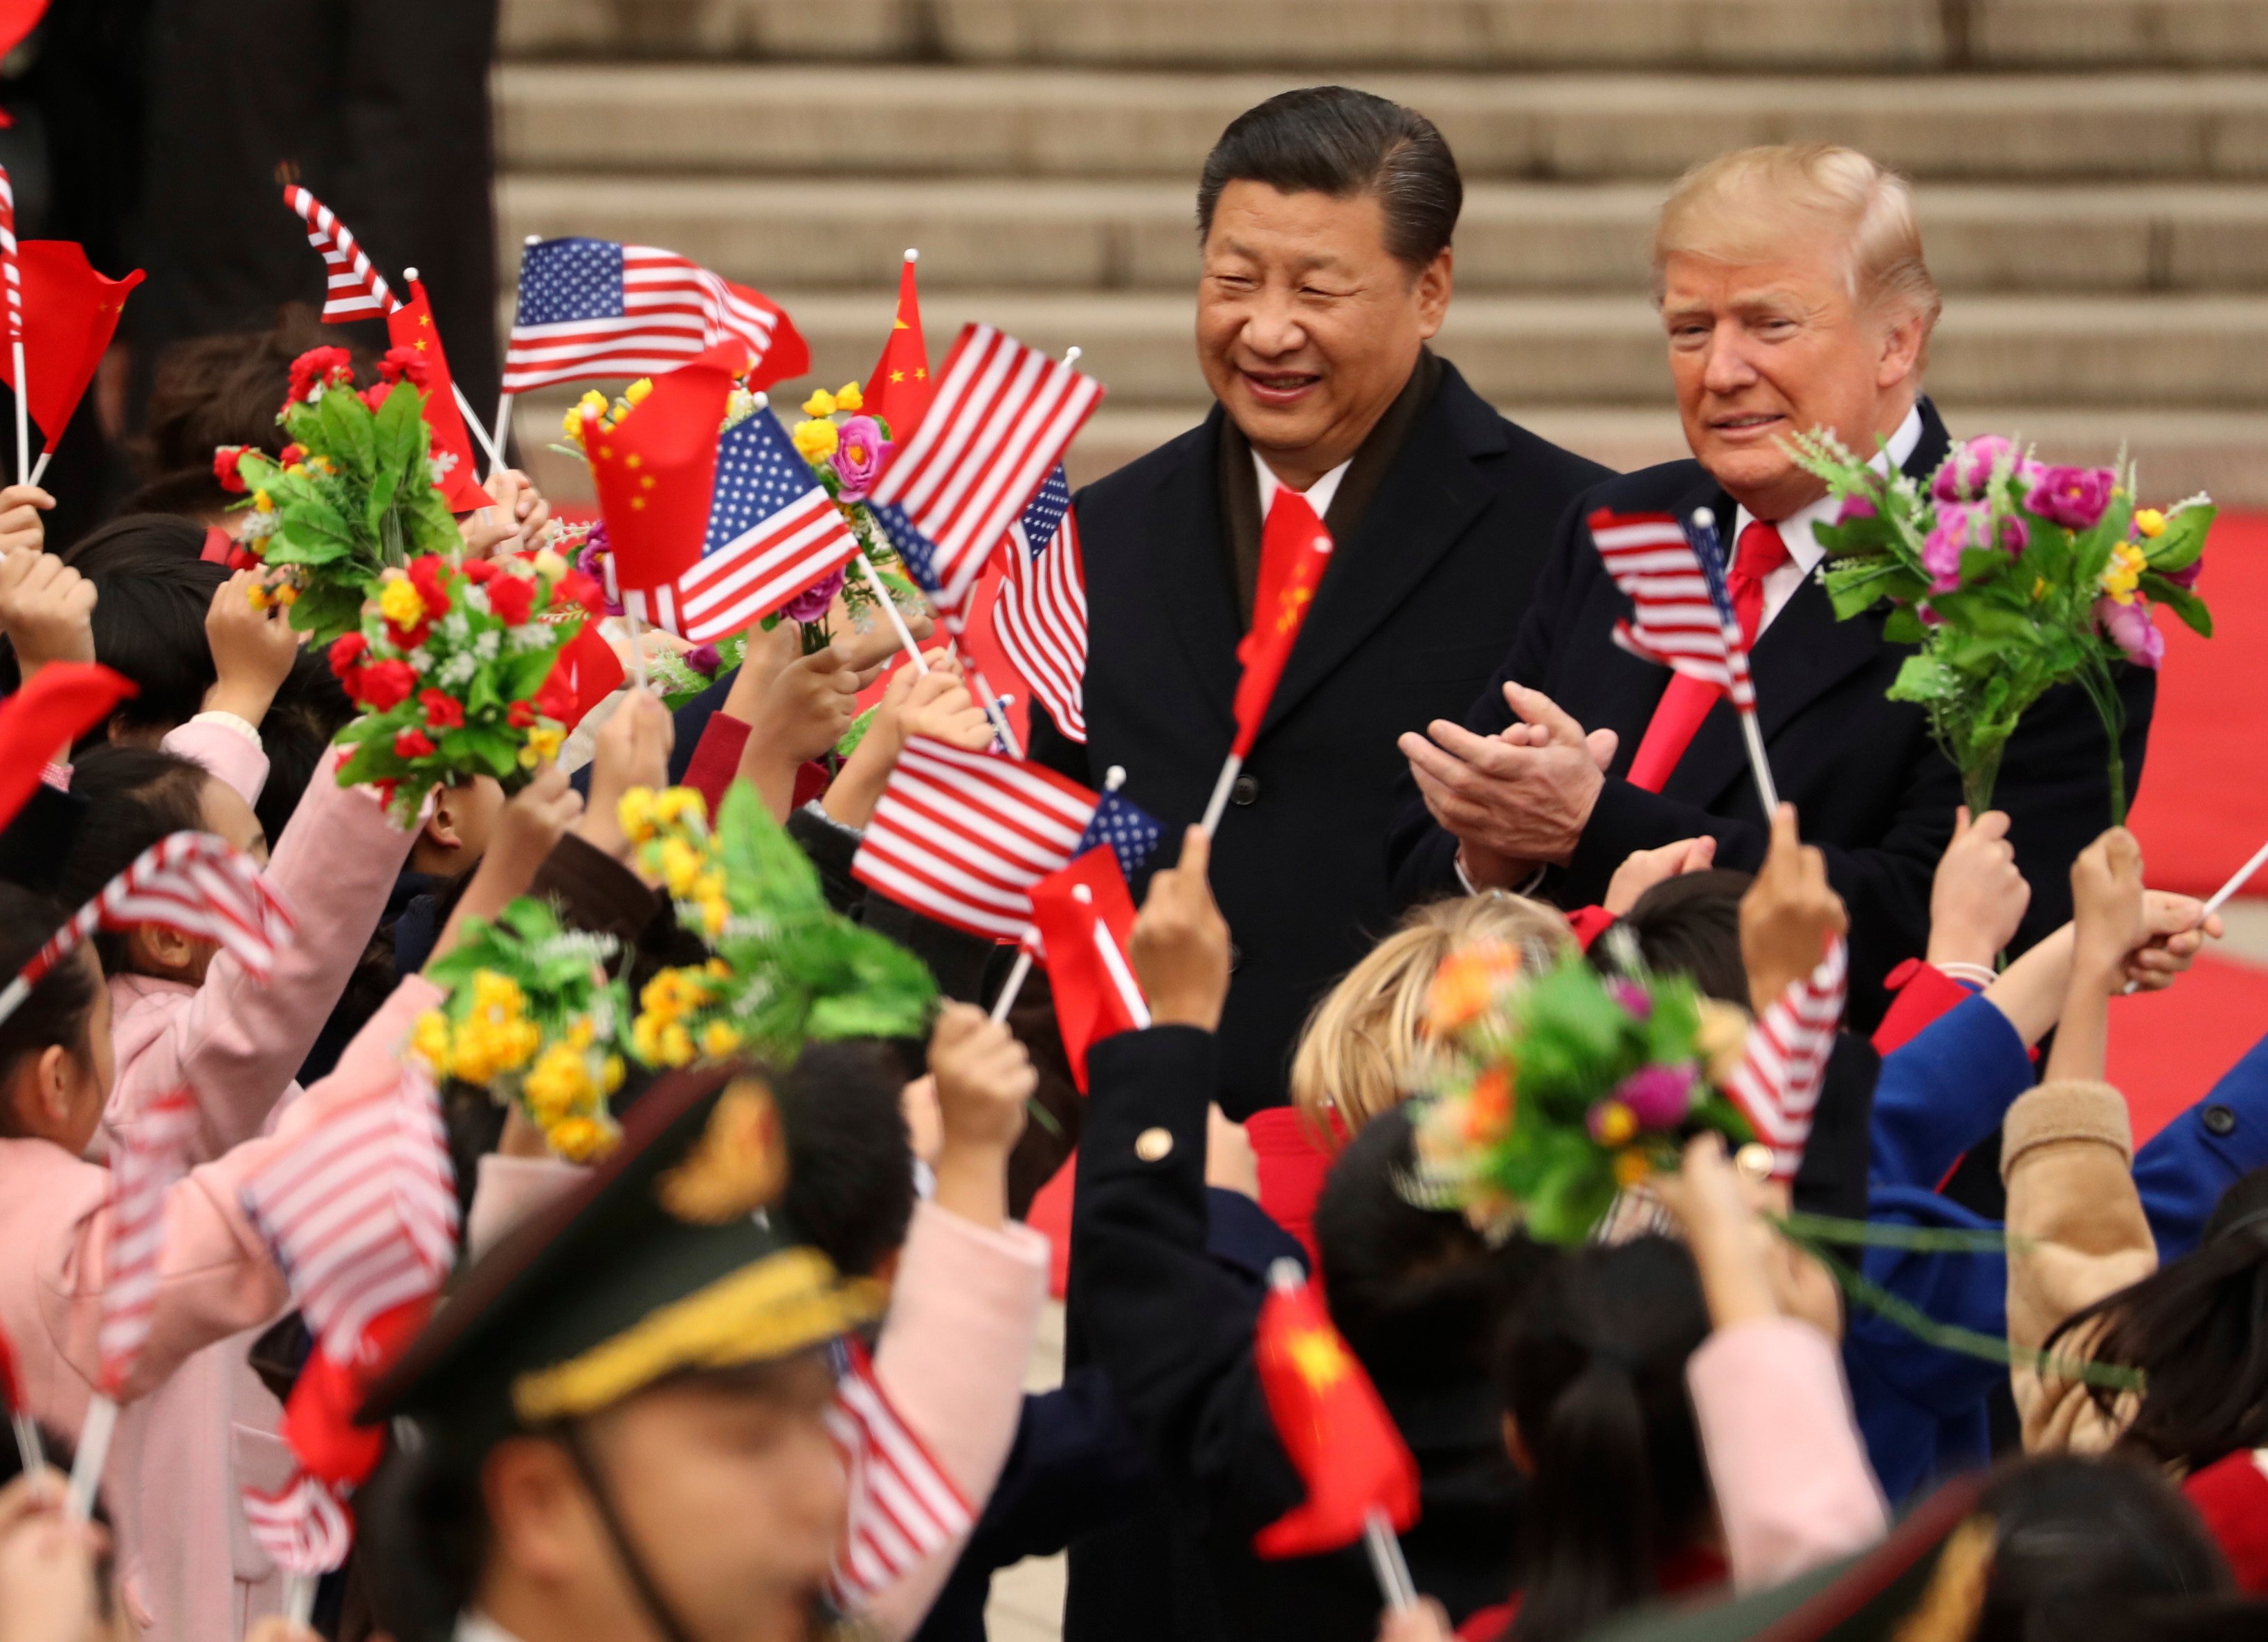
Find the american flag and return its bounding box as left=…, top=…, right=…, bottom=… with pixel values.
left=1592, top=507, right=1752, bottom=706
left=1, top=832, right=296, bottom=1023
left=990, top=465, right=1088, bottom=742
left=826, top=1336, right=973, bottom=1612
left=505, top=237, right=801, bottom=394
left=283, top=186, right=394, bottom=321
left=0, top=165, right=19, bottom=344
left=238, top=1061, right=459, bottom=1362
left=850, top=736, right=1102, bottom=943
left=1724, top=937, right=1848, bottom=1181
left=98, top=1088, right=201, bottom=1395
left=1076, top=790, right=1163, bottom=886
left=869, top=326, right=1102, bottom=623
left=610, top=408, right=860, bottom=642
left=242, top=1472, right=352, bottom=1576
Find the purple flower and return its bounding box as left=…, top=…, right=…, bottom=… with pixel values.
left=828, top=415, right=891, bottom=502
left=1921, top=502, right=1988, bottom=592
left=1931, top=435, right=2014, bottom=504
left=1607, top=978, right=1653, bottom=1021
left=2095, top=596, right=2164, bottom=669
left=782, top=564, right=847, bottom=624
left=685, top=643, right=722, bottom=677
left=2166, top=557, right=2204, bottom=591
left=572, top=522, right=624, bottom=617
left=1611, top=1063, right=1696, bottom=1129
left=1916, top=602, right=1944, bottom=628
left=2026, top=465, right=2118, bottom=532
left=1834, top=493, right=1878, bottom=525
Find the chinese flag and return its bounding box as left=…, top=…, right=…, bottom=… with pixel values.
left=1028, top=846, right=1147, bottom=1091
left=1229, top=489, right=1334, bottom=760
left=0, top=3, right=46, bottom=127
left=385, top=279, right=492, bottom=513
left=542, top=626, right=626, bottom=730
left=863, top=253, right=934, bottom=444
left=586, top=340, right=739, bottom=592
left=0, top=244, right=143, bottom=453
left=1251, top=1266, right=1419, bottom=1558
left=0, top=664, right=134, bottom=831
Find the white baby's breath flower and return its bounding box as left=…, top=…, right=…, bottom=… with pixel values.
left=463, top=584, right=491, bottom=616
left=473, top=630, right=502, bottom=662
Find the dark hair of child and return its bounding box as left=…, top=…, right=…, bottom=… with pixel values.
left=777, top=1039, right=916, bottom=1281
left=1496, top=1237, right=1714, bottom=1642
left=1595, top=870, right=1756, bottom=1009
left=55, top=745, right=211, bottom=974
left=2048, top=1165, right=2268, bottom=1476
left=0, top=882, right=106, bottom=1135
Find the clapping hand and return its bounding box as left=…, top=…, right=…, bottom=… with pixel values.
left=1398, top=682, right=1617, bottom=888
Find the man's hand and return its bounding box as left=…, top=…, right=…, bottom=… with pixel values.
left=1397, top=682, right=1615, bottom=884
left=1129, top=826, right=1233, bottom=1032
left=1604, top=835, right=1717, bottom=916
left=1739, top=803, right=1848, bottom=1015
left=1926, top=807, right=2030, bottom=972
left=434, top=764, right=585, bottom=958
left=0, top=484, right=54, bottom=559
left=927, top=1002, right=1037, bottom=1231
left=576, top=689, right=674, bottom=859
left=203, top=571, right=303, bottom=726
left=0, top=549, right=96, bottom=684
left=2069, top=827, right=2148, bottom=989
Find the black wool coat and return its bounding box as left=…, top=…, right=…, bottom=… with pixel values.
left=1031, top=363, right=1611, bottom=1118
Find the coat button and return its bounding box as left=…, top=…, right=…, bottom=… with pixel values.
left=1231, top=774, right=1260, bottom=806
left=2204, top=1103, right=2239, bottom=1138
left=1134, top=1126, right=1174, bottom=1162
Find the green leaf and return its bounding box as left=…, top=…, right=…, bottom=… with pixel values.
left=1887, top=654, right=1958, bottom=702
left=2140, top=576, right=2213, bottom=638
left=1882, top=606, right=1927, bottom=646
left=318, top=389, right=377, bottom=482
left=2141, top=505, right=2213, bottom=576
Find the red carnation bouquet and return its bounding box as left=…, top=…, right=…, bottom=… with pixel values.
left=329, top=549, right=605, bottom=821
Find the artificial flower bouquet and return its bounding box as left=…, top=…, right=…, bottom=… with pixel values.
left=1407, top=941, right=1754, bottom=1245
left=327, top=549, right=604, bottom=823
left=217, top=345, right=467, bottom=646
left=1794, top=431, right=2213, bottom=821
left=414, top=898, right=630, bottom=1162
left=622, top=780, right=936, bottom=1068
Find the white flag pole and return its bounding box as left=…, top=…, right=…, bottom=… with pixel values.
left=1690, top=507, right=1781, bottom=818
left=26, top=449, right=48, bottom=489
left=64, top=1393, right=116, bottom=1520
left=485, top=235, right=540, bottom=484
left=990, top=766, right=1124, bottom=1021
left=1199, top=754, right=1243, bottom=839
left=284, top=1572, right=318, bottom=1630
left=10, top=338, right=26, bottom=489
left=2202, top=837, right=2268, bottom=919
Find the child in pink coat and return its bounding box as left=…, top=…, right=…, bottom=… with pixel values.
left=0, top=769, right=584, bottom=1642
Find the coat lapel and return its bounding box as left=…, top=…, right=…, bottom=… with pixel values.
left=1663, top=399, right=1954, bottom=809
left=1255, top=368, right=1507, bottom=740
left=1133, top=407, right=1246, bottom=736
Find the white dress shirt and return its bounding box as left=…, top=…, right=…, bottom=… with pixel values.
left=1734, top=404, right=1923, bottom=636
left=1253, top=450, right=1351, bottom=524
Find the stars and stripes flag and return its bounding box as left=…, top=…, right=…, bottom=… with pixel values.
left=283, top=185, right=394, bottom=321
left=825, top=1336, right=974, bottom=1612
left=1591, top=507, right=1753, bottom=702
left=504, top=237, right=807, bottom=394
left=0, top=831, right=296, bottom=1032
left=989, top=464, right=1088, bottom=742
left=603, top=405, right=861, bottom=643
left=1724, top=937, right=1848, bottom=1181
left=869, top=325, right=1103, bottom=626
left=98, top=1088, right=201, bottom=1394
left=1076, top=790, right=1164, bottom=885
left=849, top=736, right=1107, bottom=943
left=242, top=1472, right=353, bottom=1576
left=238, top=1061, right=459, bottom=1363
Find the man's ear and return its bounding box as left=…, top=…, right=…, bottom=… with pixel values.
left=128, top=922, right=199, bottom=978
left=1414, top=248, right=1453, bottom=339
left=482, top=1436, right=594, bottom=1584
left=1876, top=305, right=1927, bottom=390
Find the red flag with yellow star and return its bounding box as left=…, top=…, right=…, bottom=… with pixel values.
left=862, top=251, right=934, bottom=444
left=385, top=279, right=491, bottom=512
left=1251, top=1264, right=1419, bottom=1558
left=586, top=340, right=740, bottom=592
left=1230, top=489, right=1335, bottom=761
left=0, top=242, right=143, bottom=454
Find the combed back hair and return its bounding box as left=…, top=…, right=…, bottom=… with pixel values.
left=1652, top=143, right=1941, bottom=352
left=1197, top=86, right=1462, bottom=270
left=1289, top=892, right=1571, bottom=1142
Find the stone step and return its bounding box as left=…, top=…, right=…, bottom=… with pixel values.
left=514, top=398, right=2268, bottom=510
left=499, top=0, right=2268, bottom=71
left=498, top=175, right=2268, bottom=295
left=497, top=64, right=2268, bottom=183
left=492, top=288, right=2268, bottom=408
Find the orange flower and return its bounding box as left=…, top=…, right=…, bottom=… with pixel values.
left=1426, top=940, right=1523, bottom=1036
left=1462, top=1066, right=1515, bottom=1142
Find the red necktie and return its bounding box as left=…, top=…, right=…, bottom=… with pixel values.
left=1626, top=520, right=1788, bottom=792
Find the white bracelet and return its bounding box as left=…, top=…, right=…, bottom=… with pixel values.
left=1932, top=960, right=1998, bottom=992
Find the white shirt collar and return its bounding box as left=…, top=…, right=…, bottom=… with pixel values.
left=457, top=1613, right=529, bottom=1642
left=1253, top=450, right=1352, bottom=525
left=1734, top=403, right=1925, bottom=577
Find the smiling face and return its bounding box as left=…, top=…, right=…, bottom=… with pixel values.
left=1197, top=180, right=1451, bottom=490
left=1660, top=240, right=1924, bottom=521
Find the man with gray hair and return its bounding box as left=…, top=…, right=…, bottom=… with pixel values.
left=1388, top=143, right=2154, bottom=1031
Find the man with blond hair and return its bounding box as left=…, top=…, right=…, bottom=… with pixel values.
left=1388, top=143, right=2153, bottom=1038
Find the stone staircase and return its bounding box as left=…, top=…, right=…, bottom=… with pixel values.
left=493, top=0, right=2268, bottom=504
